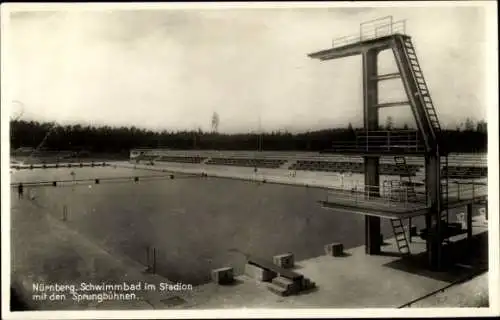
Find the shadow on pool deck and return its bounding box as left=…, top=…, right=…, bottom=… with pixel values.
left=383, top=232, right=488, bottom=283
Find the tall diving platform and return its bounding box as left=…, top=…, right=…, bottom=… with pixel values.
left=308, top=16, right=487, bottom=270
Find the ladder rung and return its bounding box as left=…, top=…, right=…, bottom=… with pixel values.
left=373, top=72, right=401, bottom=81
left=375, top=101, right=410, bottom=108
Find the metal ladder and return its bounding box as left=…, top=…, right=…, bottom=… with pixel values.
left=394, top=156, right=417, bottom=202
left=400, top=37, right=442, bottom=140
left=390, top=218, right=411, bottom=255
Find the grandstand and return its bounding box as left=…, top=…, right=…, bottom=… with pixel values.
left=157, top=156, right=207, bottom=164
left=206, top=157, right=286, bottom=169
left=128, top=149, right=487, bottom=179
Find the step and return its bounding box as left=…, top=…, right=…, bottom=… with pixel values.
left=267, top=282, right=290, bottom=297
left=302, top=278, right=311, bottom=289
left=272, top=276, right=294, bottom=289
left=302, top=278, right=316, bottom=291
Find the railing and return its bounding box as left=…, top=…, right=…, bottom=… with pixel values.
left=324, top=182, right=427, bottom=209
left=330, top=130, right=425, bottom=153
left=443, top=181, right=488, bottom=203
left=332, top=16, right=407, bottom=48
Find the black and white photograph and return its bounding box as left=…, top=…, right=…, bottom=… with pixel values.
left=1, top=2, right=498, bottom=319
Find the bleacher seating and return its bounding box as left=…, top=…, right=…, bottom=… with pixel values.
left=442, top=166, right=487, bottom=178
left=135, top=155, right=157, bottom=162
left=156, top=156, right=206, bottom=164
left=289, top=160, right=421, bottom=176
left=380, top=163, right=421, bottom=176
left=206, top=157, right=286, bottom=169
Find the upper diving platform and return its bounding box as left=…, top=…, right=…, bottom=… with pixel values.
left=308, top=17, right=408, bottom=60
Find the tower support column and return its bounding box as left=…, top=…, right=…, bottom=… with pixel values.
left=425, top=154, right=442, bottom=270
left=363, top=48, right=382, bottom=254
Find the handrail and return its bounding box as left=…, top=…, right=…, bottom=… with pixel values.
left=332, top=17, right=407, bottom=48
left=442, top=181, right=488, bottom=202
left=325, top=182, right=427, bottom=208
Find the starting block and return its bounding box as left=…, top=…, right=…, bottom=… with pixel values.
left=273, top=253, right=294, bottom=269
left=325, top=243, right=344, bottom=257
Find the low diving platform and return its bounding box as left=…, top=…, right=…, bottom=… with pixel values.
left=319, top=182, right=487, bottom=219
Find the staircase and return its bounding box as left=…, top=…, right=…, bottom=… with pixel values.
left=392, top=35, right=443, bottom=153
left=267, top=276, right=316, bottom=297
left=390, top=218, right=411, bottom=255
left=394, top=156, right=417, bottom=202
left=400, top=37, right=442, bottom=138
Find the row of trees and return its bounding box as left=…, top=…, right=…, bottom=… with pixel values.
left=10, top=119, right=487, bottom=154
left=382, top=116, right=487, bottom=133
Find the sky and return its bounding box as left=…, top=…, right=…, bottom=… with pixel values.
left=4, top=3, right=495, bottom=133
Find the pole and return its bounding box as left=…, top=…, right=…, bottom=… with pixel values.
left=153, top=248, right=157, bottom=274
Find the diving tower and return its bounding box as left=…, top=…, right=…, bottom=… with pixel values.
left=308, top=16, right=487, bottom=270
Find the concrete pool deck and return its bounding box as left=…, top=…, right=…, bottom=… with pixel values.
left=10, top=188, right=489, bottom=310
left=113, top=161, right=401, bottom=190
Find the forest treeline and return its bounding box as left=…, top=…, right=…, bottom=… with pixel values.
left=10, top=120, right=487, bottom=154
